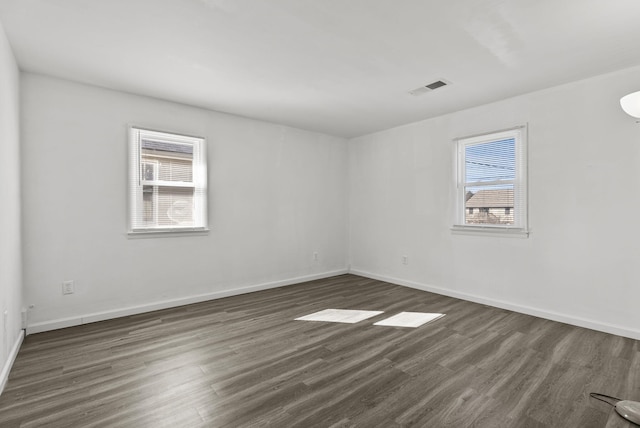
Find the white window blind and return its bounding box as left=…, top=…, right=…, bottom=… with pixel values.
left=454, top=127, right=527, bottom=233
left=129, top=127, right=207, bottom=234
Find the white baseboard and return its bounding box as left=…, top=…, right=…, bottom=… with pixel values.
left=0, top=329, right=24, bottom=396
left=350, top=269, right=640, bottom=341
left=27, top=269, right=349, bottom=335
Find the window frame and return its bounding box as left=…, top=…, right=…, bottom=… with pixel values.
left=452, top=126, right=528, bottom=237
left=128, top=126, right=209, bottom=236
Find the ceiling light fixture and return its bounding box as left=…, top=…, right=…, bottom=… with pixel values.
left=620, top=91, right=640, bottom=118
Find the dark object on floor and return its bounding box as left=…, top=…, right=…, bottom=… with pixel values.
left=590, top=393, right=640, bottom=426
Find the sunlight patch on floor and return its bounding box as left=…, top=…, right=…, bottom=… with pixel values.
left=294, top=309, right=383, bottom=323
left=374, top=312, right=445, bottom=328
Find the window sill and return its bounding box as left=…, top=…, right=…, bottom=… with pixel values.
left=127, top=228, right=210, bottom=239
left=451, top=225, right=529, bottom=238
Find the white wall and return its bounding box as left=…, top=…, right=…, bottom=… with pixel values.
left=349, top=65, right=640, bottom=340
left=18, top=63, right=640, bottom=339
left=21, top=74, right=348, bottom=332
left=0, top=20, right=23, bottom=390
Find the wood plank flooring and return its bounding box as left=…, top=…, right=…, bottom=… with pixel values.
left=0, top=274, right=638, bottom=427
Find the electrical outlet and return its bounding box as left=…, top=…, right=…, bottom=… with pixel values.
left=402, top=255, right=409, bottom=265
left=62, top=280, right=75, bottom=295
left=313, top=252, right=319, bottom=262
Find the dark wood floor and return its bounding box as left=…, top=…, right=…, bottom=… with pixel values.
left=0, top=274, right=638, bottom=427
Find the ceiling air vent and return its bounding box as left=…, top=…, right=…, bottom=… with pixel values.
left=408, top=79, right=450, bottom=96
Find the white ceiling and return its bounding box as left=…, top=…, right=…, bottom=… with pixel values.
left=2, top=0, right=640, bottom=138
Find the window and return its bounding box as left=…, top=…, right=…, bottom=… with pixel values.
left=128, top=127, right=208, bottom=234
left=454, top=126, right=527, bottom=234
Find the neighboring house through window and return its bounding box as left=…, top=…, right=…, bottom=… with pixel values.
left=128, top=127, right=208, bottom=234
left=453, top=126, right=527, bottom=235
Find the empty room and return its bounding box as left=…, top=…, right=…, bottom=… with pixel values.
left=1, top=0, right=640, bottom=427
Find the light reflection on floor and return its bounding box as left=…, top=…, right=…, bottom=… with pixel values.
left=295, top=309, right=445, bottom=328
left=373, top=311, right=445, bottom=328
left=294, top=309, right=383, bottom=323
